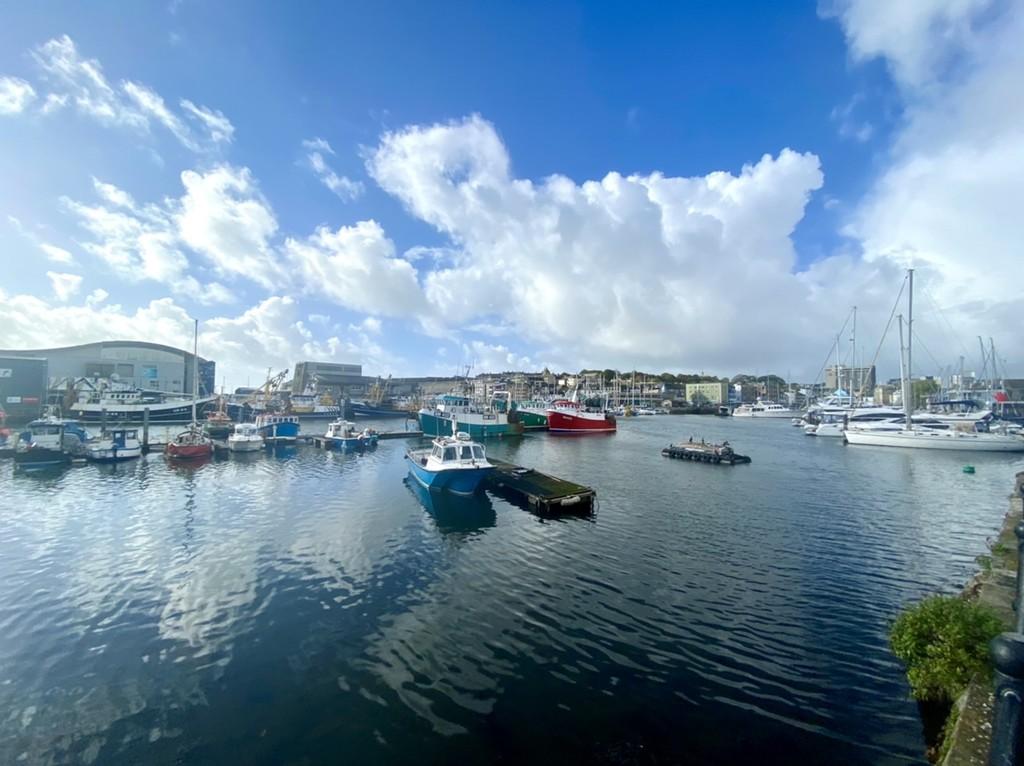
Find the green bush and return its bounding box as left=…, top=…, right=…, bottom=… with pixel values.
left=890, top=595, right=1004, bottom=702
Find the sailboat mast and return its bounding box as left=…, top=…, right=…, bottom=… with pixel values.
left=898, top=316, right=910, bottom=427
left=192, top=318, right=198, bottom=426
left=906, top=268, right=914, bottom=416
left=851, top=305, right=857, bottom=400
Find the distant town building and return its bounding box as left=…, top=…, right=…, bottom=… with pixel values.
left=686, top=381, right=729, bottom=405
left=731, top=382, right=759, bottom=403
left=873, top=384, right=896, bottom=405
left=0, top=355, right=48, bottom=422
left=292, top=361, right=364, bottom=393
left=825, top=365, right=876, bottom=395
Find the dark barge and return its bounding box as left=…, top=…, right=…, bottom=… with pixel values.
left=661, top=441, right=751, bottom=465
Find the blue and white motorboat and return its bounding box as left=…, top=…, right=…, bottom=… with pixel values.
left=87, top=428, right=142, bottom=462
left=405, top=432, right=493, bottom=495
left=255, top=413, right=300, bottom=443
left=324, top=419, right=364, bottom=451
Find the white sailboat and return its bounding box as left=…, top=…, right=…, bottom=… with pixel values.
left=845, top=269, right=1024, bottom=452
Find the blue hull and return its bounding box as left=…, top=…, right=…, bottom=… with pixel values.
left=407, top=456, right=492, bottom=495
left=351, top=402, right=410, bottom=418
left=257, top=422, right=300, bottom=441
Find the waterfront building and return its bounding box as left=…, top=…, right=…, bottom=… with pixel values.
left=686, top=381, right=729, bottom=405
left=0, top=355, right=48, bottom=422
left=0, top=341, right=215, bottom=400
left=292, top=361, right=365, bottom=394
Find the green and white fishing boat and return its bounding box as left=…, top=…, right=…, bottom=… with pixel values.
left=512, top=399, right=549, bottom=429
left=418, top=394, right=521, bottom=438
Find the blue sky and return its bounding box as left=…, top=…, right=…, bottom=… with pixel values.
left=1, top=1, right=1020, bottom=388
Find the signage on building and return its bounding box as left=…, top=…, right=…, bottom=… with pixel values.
left=6, top=396, right=21, bottom=404
left=0, top=369, right=11, bottom=378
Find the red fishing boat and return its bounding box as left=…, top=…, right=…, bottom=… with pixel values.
left=165, top=319, right=214, bottom=460
left=546, top=399, right=617, bottom=433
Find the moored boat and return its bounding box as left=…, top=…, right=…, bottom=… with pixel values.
left=204, top=407, right=234, bottom=439
left=512, top=400, right=549, bottom=429
left=405, top=432, right=494, bottom=495
left=256, top=413, right=300, bottom=443
left=662, top=439, right=751, bottom=465
left=546, top=399, right=616, bottom=433
left=418, top=394, right=518, bottom=438
left=13, top=419, right=72, bottom=471
left=324, top=419, right=365, bottom=450
left=87, top=428, right=142, bottom=462
left=227, top=422, right=264, bottom=452
left=732, top=399, right=794, bottom=418
left=165, top=320, right=214, bottom=461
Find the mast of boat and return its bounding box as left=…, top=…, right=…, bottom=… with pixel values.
left=906, top=268, right=914, bottom=419
left=851, top=305, right=857, bottom=402
left=898, top=315, right=910, bottom=429
left=191, top=318, right=199, bottom=429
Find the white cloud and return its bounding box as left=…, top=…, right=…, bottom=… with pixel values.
left=39, top=243, right=74, bottom=264
left=832, top=0, right=1024, bottom=366
left=180, top=99, right=235, bottom=144
left=0, top=76, right=36, bottom=114
left=176, top=166, right=282, bottom=287
left=823, top=0, right=994, bottom=88
left=27, top=35, right=232, bottom=151
left=46, top=271, right=83, bottom=301
left=462, top=340, right=534, bottom=372
left=284, top=220, right=424, bottom=316
left=367, top=115, right=868, bottom=373
left=62, top=171, right=253, bottom=303
left=85, top=288, right=108, bottom=306
left=303, top=138, right=365, bottom=201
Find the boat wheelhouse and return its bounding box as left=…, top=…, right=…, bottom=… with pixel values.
left=324, top=419, right=364, bottom=450
left=87, top=428, right=142, bottom=462
left=13, top=419, right=72, bottom=471
left=406, top=432, right=494, bottom=495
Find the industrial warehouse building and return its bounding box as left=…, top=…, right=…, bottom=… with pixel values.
left=292, top=361, right=365, bottom=393
left=0, top=341, right=216, bottom=420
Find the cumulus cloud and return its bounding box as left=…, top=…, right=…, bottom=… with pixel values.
left=46, top=271, right=83, bottom=301
left=831, top=0, right=1024, bottom=366
left=39, top=243, right=75, bottom=264
left=823, top=0, right=994, bottom=88
left=284, top=220, right=425, bottom=316
left=0, top=76, right=36, bottom=114
left=366, top=115, right=870, bottom=372
left=25, top=34, right=233, bottom=150
left=302, top=137, right=364, bottom=201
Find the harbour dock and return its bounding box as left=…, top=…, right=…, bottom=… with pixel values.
left=484, top=458, right=595, bottom=513
left=311, top=430, right=422, bottom=448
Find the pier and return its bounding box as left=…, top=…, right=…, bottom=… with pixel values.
left=484, top=458, right=595, bottom=513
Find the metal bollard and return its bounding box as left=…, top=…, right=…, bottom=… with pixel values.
left=990, top=633, right=1024, bottom=766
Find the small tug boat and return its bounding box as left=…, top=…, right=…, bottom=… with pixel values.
left=324, top=419, right=365, bottom=451
left=227, top=422, right=264, bottom=452
left=13, top=420, right=73, bottom=471
left=662, top=439, right=751, bottom=465
left=406, top=432, right=494, bottom=495
left=87, top=427, right=142, bottom=462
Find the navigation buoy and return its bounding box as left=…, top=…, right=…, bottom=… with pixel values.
left=963, top=465, right=975, bottom=474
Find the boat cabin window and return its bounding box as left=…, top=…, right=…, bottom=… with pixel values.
left=443, top=447, right=456, bottom=461
left=460, top=445, right=472, bottom=459
left=472, top=446, right=484, bottom=459
left=431, top=445, right=443, bottom=459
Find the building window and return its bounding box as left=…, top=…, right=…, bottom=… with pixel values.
left=141, top=365, right=158, bottom=381
left=116, top=364, right=134, bottom=377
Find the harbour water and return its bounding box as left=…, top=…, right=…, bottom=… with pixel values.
left=2, top=417, right=1021, bottom=764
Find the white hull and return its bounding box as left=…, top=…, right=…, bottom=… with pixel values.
left=227, top=438, right=263, bottom=452
left=87, top=445, right=142, bottom=461
left=808, top=423, right=845, bottom=437
left=734, top=411, right=794, bottom=418
left=845, top=428, right=1024, bottom=452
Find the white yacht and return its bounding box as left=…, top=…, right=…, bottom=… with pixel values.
left=227, top=422, right=264, bottom=452
left=733, top=399, right=794, bottom=418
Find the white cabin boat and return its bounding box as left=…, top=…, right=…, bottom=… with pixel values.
left=87, top=428, right=142, bottom=462
left=732, top=399, right=794, bottom=418
left=227, top=423, right=264, bottom=452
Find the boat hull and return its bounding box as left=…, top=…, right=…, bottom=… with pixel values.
left=546, top=411, right=616, bottom=433
left=406, top=454, right=493, bottom=495
left=165, top=443, right=213, bottom=459
left=418, top=411, right=513, bottom=438
left=845, top=428, right=1024, bottom=452
left=227, top=439, right=263, bottom=452
left=71, top=398, right=216, bottom=423
left=86, top=446, right=142, bottom=462
left=325, top=436, right=363, bottom=451
left=257, top=421, right=300, bottom=442
left=351, top=402, right=410, bottom=419
left=514, top=409, right=548, bottom=429
left=14, top=447, right=70, bottom=470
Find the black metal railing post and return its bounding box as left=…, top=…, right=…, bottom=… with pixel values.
left=990, top=481, right=1024, bottom=766
left=989, top=633, right=1024, bottom=766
